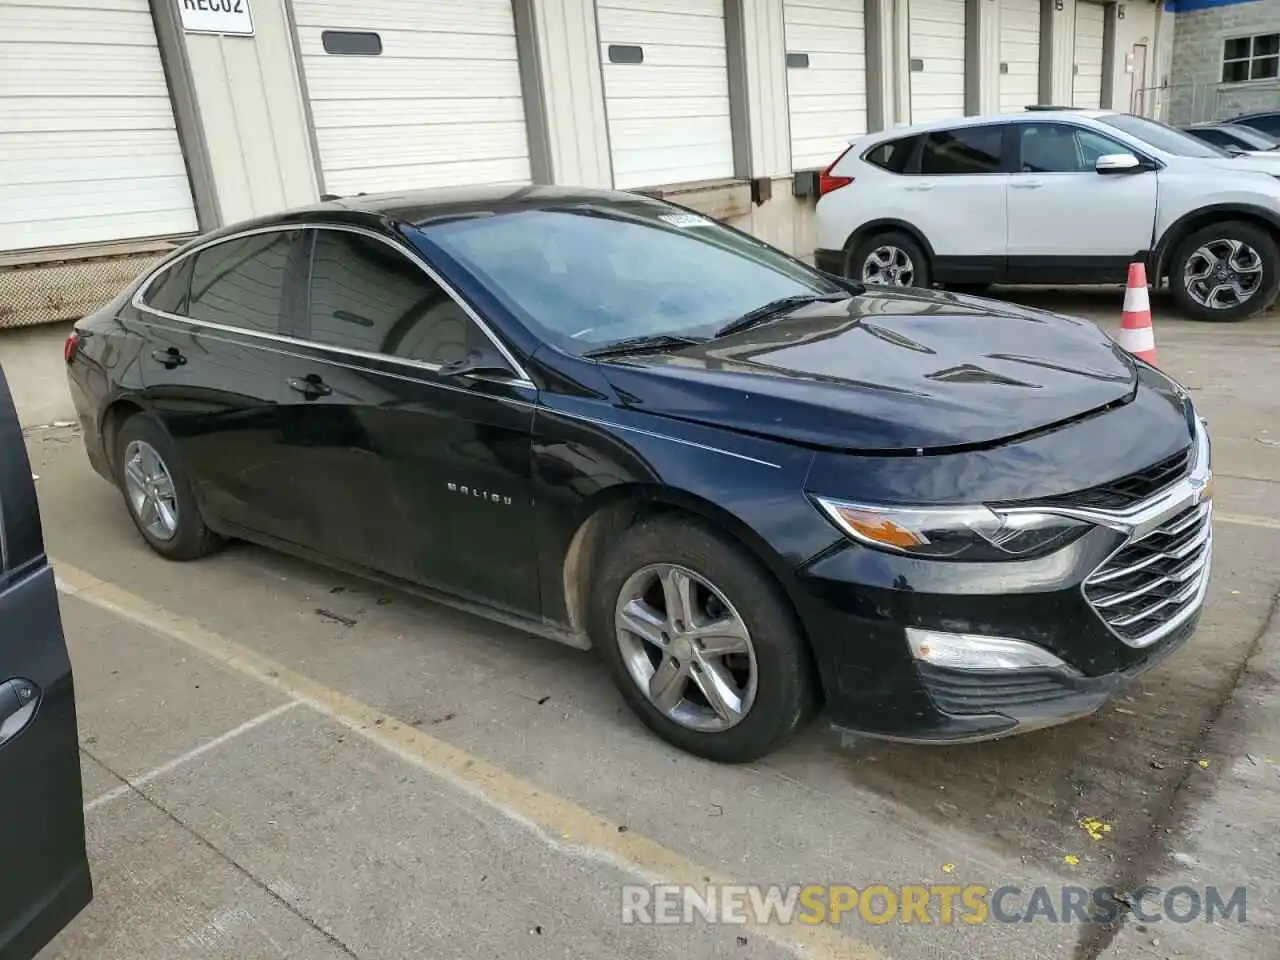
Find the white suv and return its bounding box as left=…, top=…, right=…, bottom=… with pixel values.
left=814, top=109, right=1280, bottom=321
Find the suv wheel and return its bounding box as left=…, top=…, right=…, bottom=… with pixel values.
left=590, top=517, right=816, bottom=763
left=849, top=232, right=931, bottom=289
left=114, top=414, right=221, bottom=561
left=1170, top=221, right=1280, bottom=322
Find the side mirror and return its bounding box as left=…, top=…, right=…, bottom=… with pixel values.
left=1095, top=153, right=1142, bottom=174
left=439, top=348, right=517, bottom=381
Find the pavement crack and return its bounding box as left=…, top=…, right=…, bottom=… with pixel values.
left=80, top=745, right=364, bottom=960
left=1071, top=585, right=1280, bottom=960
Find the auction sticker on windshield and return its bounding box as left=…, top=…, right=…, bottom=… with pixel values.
left=659, top=213, right=713, bottom=229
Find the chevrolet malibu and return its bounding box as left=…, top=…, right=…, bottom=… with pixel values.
left=65, top=186, right=1213, bottom=762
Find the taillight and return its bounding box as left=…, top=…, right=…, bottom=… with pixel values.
left=819, top=146, right=855, bottom=197
left=64, top=331, right=81, bottom=364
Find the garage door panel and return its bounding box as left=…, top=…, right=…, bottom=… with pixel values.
left=1072, top=1, right=1105, bottom=109
left=786, top=3, right=864, bottom=31
left=788, top=108, right=867, bottom=133
left=909, top=0, right=966, bottom=122
left=0, top=0, right=196, bottom=253
left=311, top=99, right=527, bottom=129
left=297, top=0, right=516, bottom=35
left=596, top=8, right=728, bottom=46
left=599, top=0, right=723, bottom=18
left=295, top=0, right=531, bottom=194
left=999, top=0, right=1041, bottom=113
left=602, top=44, right=728, bottom=68
left=604, top=96, right=727, bottom=121
left=315, top=123, right=530, bottom=168
left=787, top=69, right=868, bottom=97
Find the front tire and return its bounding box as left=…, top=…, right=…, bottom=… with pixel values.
left=114, top=413, right=221, bottom=561
left=848, top=231, right=932, bottom=289
left=590, top=516, right=816, bottom=763
left=1169, top=221, right=1280, bottom=322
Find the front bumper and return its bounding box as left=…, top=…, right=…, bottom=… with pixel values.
left=792, top=428, right=1213, bottom=744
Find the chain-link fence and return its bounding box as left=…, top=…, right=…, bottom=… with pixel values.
left=1135, top=81, right=1280, bottom=127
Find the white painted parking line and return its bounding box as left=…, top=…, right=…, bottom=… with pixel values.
left=83, top=700, right=302, bottom=813
left=53, top=559, right=887, bottom=960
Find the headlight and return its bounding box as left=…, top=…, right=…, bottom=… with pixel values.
left=812, top=497, right=1091, bottom=561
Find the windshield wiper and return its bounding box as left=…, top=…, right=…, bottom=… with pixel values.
left=714, top=292, right=851, bottom=338
left=582, top=332, right=708, bottom=358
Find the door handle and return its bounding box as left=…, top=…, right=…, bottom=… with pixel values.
left=1010, top=181, right=1045, bottom=189
left=151, top=347, right=186, bottom=369
left=0, top=679, right=38, bottom=748
left=286, top=375, right=332, bottom=399
left=904, top=183, right=935, bottom=192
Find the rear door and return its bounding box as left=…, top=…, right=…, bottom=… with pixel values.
left=0, top=365, right=92, bottom=960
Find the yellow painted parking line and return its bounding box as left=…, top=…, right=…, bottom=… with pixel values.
left=52, top=559, right=886, bottom=960
left=1215, top=512, right=1280, bottom=532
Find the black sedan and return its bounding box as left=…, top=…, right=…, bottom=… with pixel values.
left=65, top=186, right=1213, bottom=762
left=1229, top=110, right=1280, bottom=139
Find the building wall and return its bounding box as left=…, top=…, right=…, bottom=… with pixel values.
left=1167, top=0, right=1280, bottom=124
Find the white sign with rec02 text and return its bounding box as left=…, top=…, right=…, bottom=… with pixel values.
left=177, top=0, right=254, bottom=37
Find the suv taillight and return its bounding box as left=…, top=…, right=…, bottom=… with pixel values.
left=63, top=331, right=81, bottom=365
left=819, top=146, right=855, bottom=197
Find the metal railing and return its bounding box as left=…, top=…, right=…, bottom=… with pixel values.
left=1133, top=81, right=1280, bottom=126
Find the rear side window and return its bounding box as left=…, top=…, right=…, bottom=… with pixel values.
left=863, top=136, right=919, bottom=173
left=305, top=229, right=479, bottom=367
left=1190, top=128, right=1230, bottom=147
left=919, top=126, right=1005, bottom=174
left=186, top=231, right=302, bottom=335
left=142, top=256, right=194, bottom=314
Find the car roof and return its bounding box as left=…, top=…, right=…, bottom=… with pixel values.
left=197, top=184, right=656, bottom=243
left=853, top=108, right=1118, bottom=143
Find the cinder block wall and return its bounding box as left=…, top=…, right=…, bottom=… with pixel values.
left=1168, top=0, right=1280, bottom=124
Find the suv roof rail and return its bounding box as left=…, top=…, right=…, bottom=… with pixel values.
left=1024, top=105, right=1085, bottom=112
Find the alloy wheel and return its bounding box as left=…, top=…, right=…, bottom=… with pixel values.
left=861, top=245, right=915, bottom=286
left=1183, top=238, right=1264, bottom=310
left=613, top=563, right=759, bottom=733
left=122, top=439, right=180, bottom=541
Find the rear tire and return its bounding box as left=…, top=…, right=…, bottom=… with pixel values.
left=114, top=414, right=220, bottom=561
left=1169, top=220, right=1280, bottom=322
left=590, top=516, right=816, bottom=763
left=848, top=231, right=932, bottom=289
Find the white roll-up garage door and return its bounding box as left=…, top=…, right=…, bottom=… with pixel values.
left=908, top=0, right=967, bottom=123
left=998, top=0, right=1042, bottom=114
left=783, top=0, right=868, bottom=171
left=292, top=0, right=531, bottom=196
left=1072, top=1, right=1106, bottom=109
left=597, top=0, right=735, bottom=190
left=0, top=0, right=197, bottom=254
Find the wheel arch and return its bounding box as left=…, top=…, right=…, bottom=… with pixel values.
left=98, top=395, right=149, bottom=473
left=1153, top=204, right=1280, bottom=282
left=842, top=219, right=937, bottom=272
left=559, top=485, right=816, bottom=671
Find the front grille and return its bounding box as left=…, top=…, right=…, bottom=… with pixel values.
left=1040, top=447, right=1191, bottom=510
left=918, top=664, right=1076, bottom=716
left=1083, top=501, right=1212, bottom=646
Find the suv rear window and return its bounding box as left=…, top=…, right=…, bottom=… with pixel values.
left=919, top=126, right=1006, bottom=174
left=863, top=136, right=919, bottom=173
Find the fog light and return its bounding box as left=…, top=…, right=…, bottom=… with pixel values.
left=906, top=628, right=1074, bottom=672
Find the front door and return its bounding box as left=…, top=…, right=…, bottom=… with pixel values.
left=1006, top=121, right=1158, bottom=279
left=133, top=229, right=311, bottom=545
left=0, top=366, right=92, bottom=960
left=275, top=227, right=541, bottom=615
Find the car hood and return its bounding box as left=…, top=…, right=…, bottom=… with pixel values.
left=596, top=288, right=1139, bottom=453
left=1199, top=154, right=1280, bottom=173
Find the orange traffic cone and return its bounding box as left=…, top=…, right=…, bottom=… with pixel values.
left=1116, top=262, right=1157, bottom=366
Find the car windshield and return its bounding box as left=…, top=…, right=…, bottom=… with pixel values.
left=1096, top=113, right=1232, bottom=158
left=1224, top=125, right=1280, bottom=150
left=411, top=201, right=845, bottom=354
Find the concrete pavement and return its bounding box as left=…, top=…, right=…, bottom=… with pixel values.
left=15, top=290, right=1280, bottom=960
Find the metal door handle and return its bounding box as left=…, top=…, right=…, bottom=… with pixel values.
left=286, top=375, right=332, bottom=399
left=1011, top=180, right=1045, bottom=189
left=0, top=679, right=38, bottom=748
left=151, top=347, right=186, bottom=368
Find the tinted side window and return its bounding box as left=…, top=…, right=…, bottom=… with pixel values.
left=307, top=230, right=478, bottom=367
left=1018, top=124, right=1130, bottom=173
left=143, top=256, right=194, bottom=314
left=863, top=136, right=919, bottom=173
left=919, top=127, right=1004, bottom=175
left=187, top=231, right=300, bottom=335
left=1190, top=128, right=1230, bottom=147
